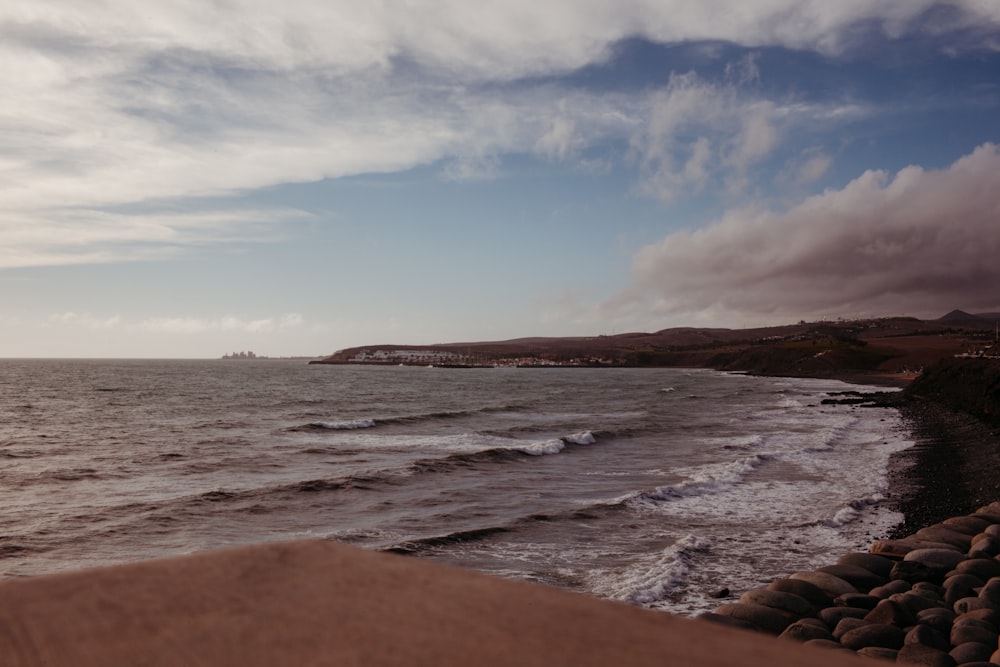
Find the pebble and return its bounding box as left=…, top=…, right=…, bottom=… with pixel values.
left=701, top=503, right=1000, bottom=662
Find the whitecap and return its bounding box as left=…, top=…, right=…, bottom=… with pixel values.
left=311, top=418, right=377, bottom=430
left=637, top=454, right=771, bottom=503
left=562, top=431, right=596, bottom=445
left=517, top=439, right=566, bottom=456
left=590, top=535, right=711, bottom=606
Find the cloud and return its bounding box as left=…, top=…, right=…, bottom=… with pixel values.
left=48, top=312, right=123, bottom=329
left=630, top=72, right=782, bottom=201
left=2, top=1, right=999, bottom=268
left=139, top=314, right=306, bottom=334
left=776, top=148, right=834, bottom=187
left=616, top=142, right=1000, bottom=322
left=0, top=208, right=308, bottom=269
left=45, top=312, right=306, bottom=335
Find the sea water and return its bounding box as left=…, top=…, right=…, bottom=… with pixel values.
left=0, top=360, right=911, bottom=615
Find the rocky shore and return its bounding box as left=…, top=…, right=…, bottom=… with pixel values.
left=697, top=359, right=1000, bottom=665
left=702, top=501, right=1000, bottom=665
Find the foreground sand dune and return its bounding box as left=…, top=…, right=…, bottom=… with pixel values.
left=0, top=539, right=872, bottom=666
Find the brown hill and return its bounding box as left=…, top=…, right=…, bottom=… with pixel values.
left=312, top=314, right=999, bottom=384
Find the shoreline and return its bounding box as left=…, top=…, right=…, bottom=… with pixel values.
left=886, top=401, right=1000, bottom=538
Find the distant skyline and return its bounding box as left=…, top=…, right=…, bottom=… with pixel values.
left=2, top=2, right=999, bottom=357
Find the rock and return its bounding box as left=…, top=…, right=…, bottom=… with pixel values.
left=944, top=573, right=985, bottom=605
left=977, top=577, right=1000, bottom=604
left=905, top=548, right=969, bottom=574
left=697, top=612, right=759, bottom=632
left=710, top=587, right=730, bottom=599
left=766, top=578, right=831, bottom=609
left=738, top=588, right=812, bottom=617
left=778, top=620, right=834, bottom=643
left=818, top=606, right=868, bottom=628
left=865, top=598, right=918, bottom=627
left=949, top=619, right=998, bottom=646
left=832, top=593, right=879, bottom=610
left=896, top=643, right=957, bottom=666
left=973, top=511, right=1000, bottom=524
left=914, top=526, right=974, bottom=551
left=913, top=581, right=947, bottom=598
left=803, top=638, right=853, bottom=651
left=954, top=597, right=997, bottom=615
left=893, top=560, right=941, bottom=584
left=974, top=501, right=1000, bottom=517
left=905, top=624, right=951, bottom=651
left=891, top=591, right=945, bottom=615
left=836, top=552, right=894, bottom=579
left=969, top=536, right=1000, bottom=558
left=941, top=515, right=993, bottom=536
left=789, top=571, right=857, bottom=598
left=713, top=603, right=792, bottom=635
left=856, top=646, right=899, bottom=660
left=917, top=608, right=957, bottom=634
left=871, top=539, right=958, bottom=559
left=948, top=641, right=994, bottom=665
left=955, top=558, right=1000, bottom=580
left=839, top=623, right=906, bottom=651
left=960, top=608, right=999, bottom=627
left=984, top=524, right=1000, bottom=538
left=832, top=617, right=869, bottom=640
left=816, top=564, right=885, bottom=592
left=871, top=579, right=912, bottom=599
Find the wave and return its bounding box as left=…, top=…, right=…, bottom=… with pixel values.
left=303, top=418, right=377, bottom=430
left=822, top=493, right=885, bottom=528
left=185, top=431, right=603, bottom=508
left=633, top=454, right=771, bottom=504
left=291, top=404, right=528, bottom=432
left=563, top=431, right=597, bottom=445
left=384, top=526, right=511, bottom=555
left=591, top=535, right=711, bottom=605
left=412, top=431, right=599, bottom=470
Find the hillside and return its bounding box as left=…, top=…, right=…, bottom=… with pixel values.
left=312, top=313, right=998, bottom=382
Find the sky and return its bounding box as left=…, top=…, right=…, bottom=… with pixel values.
left=2, top=1, right=1000, bottom=358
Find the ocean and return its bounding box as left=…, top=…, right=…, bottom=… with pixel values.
left=0, top=359, right=912, bottom=616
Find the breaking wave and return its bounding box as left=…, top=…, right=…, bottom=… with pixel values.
left=633, top=454, right=771, bottom=503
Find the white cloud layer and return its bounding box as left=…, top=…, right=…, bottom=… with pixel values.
left=618, top=143, right=1000, bottom=322
left=2, top=1, right=998, bottom=268
left=47, top=312, right=306, bottom=335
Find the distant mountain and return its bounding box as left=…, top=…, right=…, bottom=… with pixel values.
left=937, top=309, right=983, bottom=322
left=974, top=312, right=1000, bottom=321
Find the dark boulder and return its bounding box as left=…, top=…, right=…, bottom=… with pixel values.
left=865, top=598, right=918, bottom=627
left=955, top=558, right=1000, bottom=580
left=766, top=578, right=831, bottom=609
left=839, top=623, right=905, bottom=651
left=905, top=624, right=951, bottom=651
left=738, top=588, right=812, bottom=618
left=778, top=620, right=834, bottom=643
left=816, top=564, right=885, bottom=592
left=713, top=603, right=792, bottom=635
left=896, top=644, right=956, bottom=666
left=836, top=552, right=894, bottom=579
left=948, top=641, right=994, bottom=665
left=818, top=606, right=867, bottom=628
